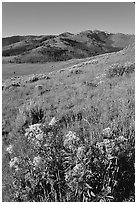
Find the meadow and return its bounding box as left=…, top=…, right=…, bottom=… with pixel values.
left=2, top=46, right=135, bottom=201
left=2, top=58, right=88, bottom=80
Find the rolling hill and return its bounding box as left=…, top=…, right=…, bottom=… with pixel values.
left=2, top=30, right=134, bottom=63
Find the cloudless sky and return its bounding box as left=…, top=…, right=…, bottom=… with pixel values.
left=2, top=2, right=135, bottom=37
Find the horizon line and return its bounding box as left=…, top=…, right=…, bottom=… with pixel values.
left=2, top=29, right=135, bottom=38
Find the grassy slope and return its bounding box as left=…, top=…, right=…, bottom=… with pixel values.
left=2, top=45, right=135, bottom=201
left=2, top=57, right=93, bottom=81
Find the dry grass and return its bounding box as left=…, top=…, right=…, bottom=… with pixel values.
left=2, top=47, right=135, bottom=201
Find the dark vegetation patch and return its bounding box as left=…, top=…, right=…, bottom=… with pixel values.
left=83, top=81, right=98, bottom=88
left=40, top=47, right=72, bottom=62
left=106, top=62, right=135, bottom=78
left=2, top=36, right=26, bottom=47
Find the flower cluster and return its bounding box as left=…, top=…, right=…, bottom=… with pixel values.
left=7, top=118, right=134, bottom=202
left=97, top=127, right=128, bottom=160
left=6, top=144, right=13, bottom=154
left=9, top=157, right=19, bottom=171
left=33, top=155, right=42, bottom=167
left=107, top=62, right=135, bottom=78
left=102, top=127, right=112, bottom=138
left=25, top=123, right=44, bottom=146
left=64, top=131, right=80, bottom=151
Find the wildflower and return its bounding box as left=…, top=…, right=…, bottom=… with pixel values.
left=49, top=117, right=56, bottom=126
left=25, top=123, right=44, bottom=143
left=64, top=131, right=79, bottom=148
left=96, top=142, right=105, bottom=154
left=73, top=163, right=84, bottom=174
left=103, top=127, right=111, bottom=134
left=65, top=171, right=72, bottom=182
left=9, top=157, right=19, bottom=169
left=103, top=139, right=114, bottom=152
left=6, top=144, right=13, bottom=154
left=35, top=133, right=43, bottom=140
left=117, top=136, right=128, bottom=142
left=124, top=61, right=134, bottom=67
left=35, top=140, right=41, bottom=147
left=103, top=139, right=110, bottom=145
left=106, top=186, right=111, bottom=194
left=33, top=156, right=42, bottom=167
left=102, top=127, right=111, bottom=138
left=65, top=131, right=77, bottom=141
left=77, top=146, right=85, bottom=160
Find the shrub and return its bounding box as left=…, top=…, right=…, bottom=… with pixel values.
left=106, top=62, right=135, bottom=78
left=35, top=84, right=43, bottom=96
left=28, top=75, right=39, bottom=83
left=7, top=109, right=134, bottom=202
left=83, top=81, right=98, bottom=88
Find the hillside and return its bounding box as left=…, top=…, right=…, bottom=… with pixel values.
left=2, top=30, right=134, bottom=63
left=2, top=39, right=135, bottom=202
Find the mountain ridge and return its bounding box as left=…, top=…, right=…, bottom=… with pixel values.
left=2, top=30, right=134, bottom=63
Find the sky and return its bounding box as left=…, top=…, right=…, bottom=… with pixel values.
left=2, top=2, right=135, bottom=37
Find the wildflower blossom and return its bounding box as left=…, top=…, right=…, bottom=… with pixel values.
left=64, top=131, right=79, bottom=150
left=96, top=141, right=105, bottom=154
left=65, top=163, right=84, bottom=184
left=102, top=127, right=111, bottom=138
left=106, top=186, right=111, bottom=194
left=9, top=157, right=19, bottom=170
left=65, top=171, right=72, bottom=182
left=35, top=133, right=43, bottom=140
left=25, top=123, right=44, bottom=143
left=33, top=156, right=42, bottom=167
left=103, top=139, right=110, bottom=145
left=73, top=163, right=84, bottom=174
left=117, top=136, right=128, bottom=142
left=96, top=137, right=115, bottom=159
left=6, top=144, right=13, bottom=154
